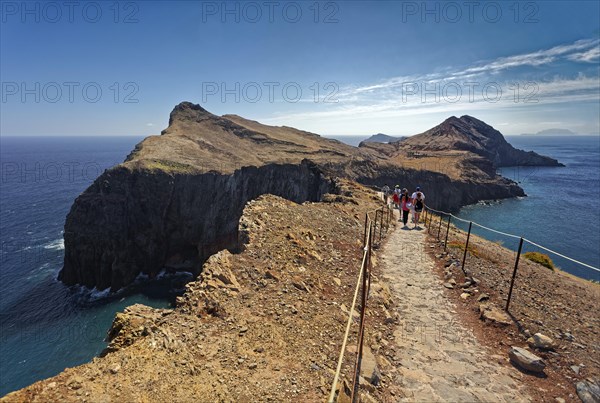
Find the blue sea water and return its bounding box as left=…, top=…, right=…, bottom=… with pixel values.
left=0, top=136, right=180, bottom=396
left=455, top=136, right=600, bottom=282
left=0, top=134, right=598, bottom=395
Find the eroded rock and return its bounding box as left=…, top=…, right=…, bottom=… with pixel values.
left=576, top=378, right=600, bottom=403
left=479, top=303, right=511, bottom=326
left=527, top=333, right=557, bottom=351
left=508, top=346, right=546, bottom=373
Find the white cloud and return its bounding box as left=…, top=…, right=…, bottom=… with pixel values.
left=258, top=38, right=599, bottom=135
left=567, top=46, right=600, bottom=63
left=331, top=38, right=600, bottom=100
left=463, top=38, right=599, bottom=74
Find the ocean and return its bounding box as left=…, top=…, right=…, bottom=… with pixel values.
left=457, top=136, right=600, bottom=282
left=0, top=136, right=176, bottom=396
left=0, top=134, right=598, bottom=395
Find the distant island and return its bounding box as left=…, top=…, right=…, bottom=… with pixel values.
left=521, top=128, right=576, bottom=136
left=362, top=133, right=407, bottom=143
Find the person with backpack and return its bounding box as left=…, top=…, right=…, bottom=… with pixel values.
left=411, top=186, right=425, bottom=203
left=412, top=190, right=425, bottom=229
left=399, top=188, right=411, bottom=227
left=392, top=186, right=400, bottom=209
left=382, top=184, right=390, bottom=205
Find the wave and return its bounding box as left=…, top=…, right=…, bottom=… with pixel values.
left=68, top=269, right=195, bottom=304
left=43, top=239, right=64, bottom=251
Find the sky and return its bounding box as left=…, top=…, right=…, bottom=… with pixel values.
left=1, top=0, right=599, bottom=136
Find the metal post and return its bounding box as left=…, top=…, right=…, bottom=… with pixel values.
left=386, top=206, right=390, bottom=230
left=373, top=210, right=379, bottom=243
left=428, top=212, right=433, bottom=234
left=461, top=222, right=472, bottom=274
left=437, top=213, right=443, bottom=239
left=506, top=237, right=524, bottom=311
left=424, top=208, right=428, bottom=227
left=444, top=215, right=452, bottom=251
left=363, top=213, right=368, bottom=248
left=379, top=208, right=384, bottom=242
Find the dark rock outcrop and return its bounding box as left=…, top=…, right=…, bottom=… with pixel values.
left=60, top=160, right=331, bottom=291
left=360, top=133, right=407, bottom=145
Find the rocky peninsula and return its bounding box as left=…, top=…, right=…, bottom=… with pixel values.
left=58, top=102, right=558, bottom=293
left=5, top=102, right=592, bottom=403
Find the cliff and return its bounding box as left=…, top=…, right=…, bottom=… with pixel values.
left=5, top=186, right=400, bottom=402
left=58, top=103, right=558, bottom=292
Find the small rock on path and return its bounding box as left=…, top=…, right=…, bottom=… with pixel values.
left=381, top=223, right=531, bottom=402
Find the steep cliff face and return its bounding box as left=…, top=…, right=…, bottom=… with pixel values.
left=401, top=115, right=564, bottom=167
left=324, top=159, right=525, bottom=212
left=60, top=161, right=332, bottom=291
left=58, top=103, right=557, bottom=291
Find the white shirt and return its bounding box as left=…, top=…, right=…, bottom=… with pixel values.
left=411, top=191, right=425, bottom=201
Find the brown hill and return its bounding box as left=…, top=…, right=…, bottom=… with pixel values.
left=399, top=115, right=563, bottom=168
left=124, top=102, right=363, bottom=174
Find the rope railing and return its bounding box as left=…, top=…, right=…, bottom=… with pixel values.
left=522, top=238, right=600, bottom=273
left=425, top=205, right=599, bottom=273
left=327, top=232, right=370, bottom=403
left=328, top=202, right=394, bottom=403
left=423, top=205, right=599, bottom=310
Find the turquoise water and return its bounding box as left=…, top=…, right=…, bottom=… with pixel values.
left=0, top=137, right=180, bottom=396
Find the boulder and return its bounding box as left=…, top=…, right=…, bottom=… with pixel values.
left=479, top=303, right=511, bottom=326
left=576, top=379, right=600, bottom=403
left=527, top=333, right=557, bottom=350
left=508, top=346, right=546, bottom=373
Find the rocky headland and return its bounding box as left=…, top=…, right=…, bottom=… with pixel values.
left=2, top=101, right=579, bottom=402
left=59, top=102, right=557, bottom=293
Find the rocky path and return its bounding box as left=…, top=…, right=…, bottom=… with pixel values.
left=381, top=222, right=532, bottom=402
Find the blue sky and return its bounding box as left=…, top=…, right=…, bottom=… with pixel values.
left=1, top=0, right=599, bottom=136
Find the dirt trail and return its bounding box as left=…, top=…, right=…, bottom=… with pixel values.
left=381, top=222, right=532, bottom=402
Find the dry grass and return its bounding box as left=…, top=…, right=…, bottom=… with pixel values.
left=523, top=251, right=555, bottom=271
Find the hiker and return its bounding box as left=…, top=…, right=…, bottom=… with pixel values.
left=382, top=183, right=390, bottom=205
left=392, top=187, right=400, bottom=209
left=399, top=188, right=411, bottom=227
left=411, top=186, right=425, bottom=202
left=390, top=185, right=399, bottom=208
left=412, top=190, right=425, bottom=229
